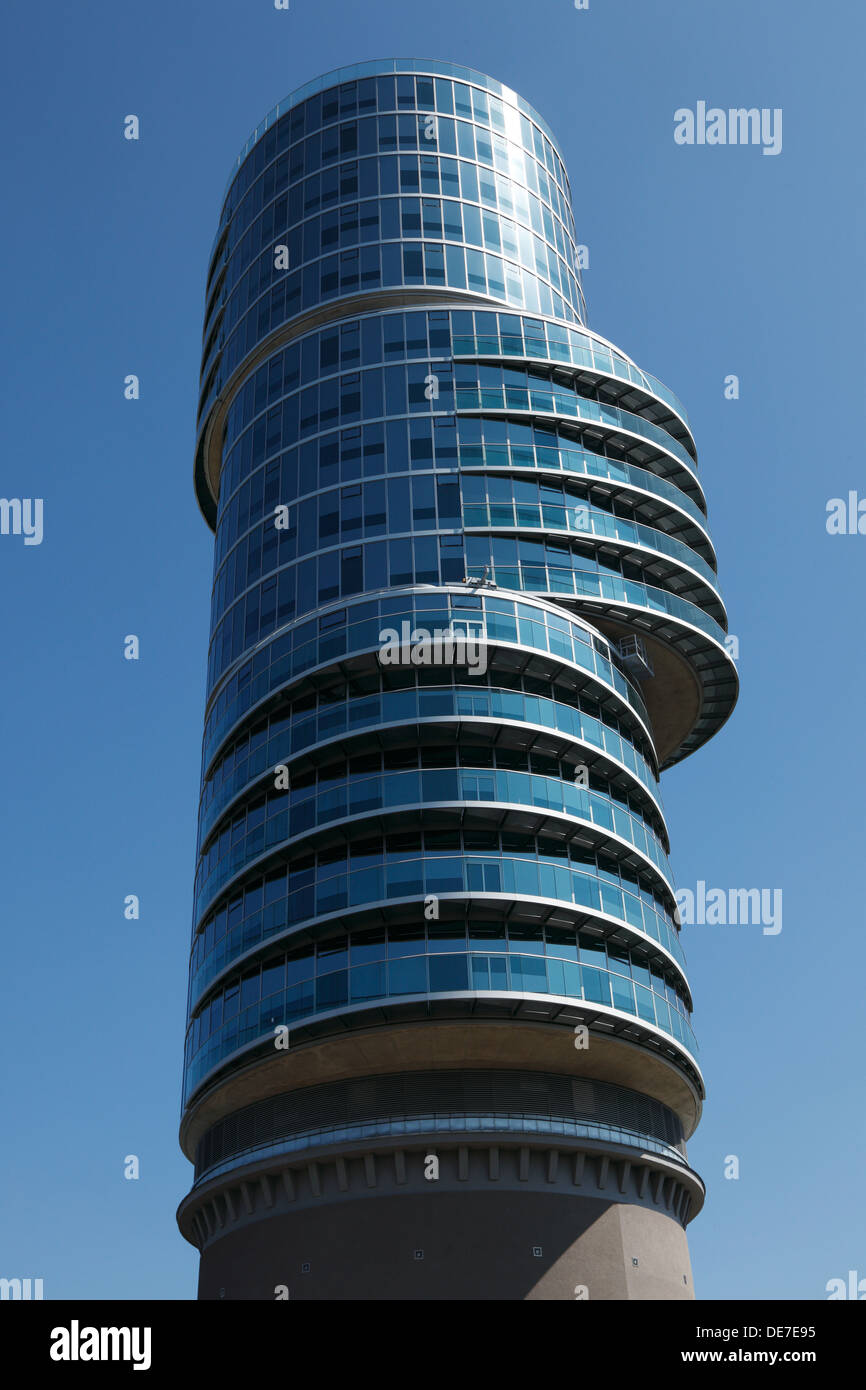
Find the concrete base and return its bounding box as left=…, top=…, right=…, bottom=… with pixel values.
left=187, top=1142, right=697, bottom=1301
left=198, top=1193, right=694, bottom=1300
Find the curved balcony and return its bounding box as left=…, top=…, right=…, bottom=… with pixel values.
left=197, top=689, right=664, bottom=848
left=451, top=333, right=694, bottom=451
left=189, top=821, right=684, bottom=993
left=455, top=383, right=698, bottom=481
left=193, top=762, right=674, bottom=925
left=201, top=589, right=653, bottom=769
left=459, top=459, right=714, bottom=555
left=183, top=934, right=700, bottom=1105
left=464, top=516, right=721, bottom=608
left=188, top=863, right=688, bottom=1008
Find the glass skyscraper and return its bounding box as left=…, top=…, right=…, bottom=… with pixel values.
left=177, top=60, right=738, bottom=1300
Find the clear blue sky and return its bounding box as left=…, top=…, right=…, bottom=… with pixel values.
left=1, top=0, right=862, bottom=1300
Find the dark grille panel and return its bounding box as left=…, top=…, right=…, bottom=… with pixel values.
left=195, top=1069, right=685, bottom=1177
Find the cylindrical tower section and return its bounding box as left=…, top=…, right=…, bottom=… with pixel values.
left=178, top=60, right=738, bottom=1301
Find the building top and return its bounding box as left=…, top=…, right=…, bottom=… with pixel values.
left=220, top=58, right=566, bottom=202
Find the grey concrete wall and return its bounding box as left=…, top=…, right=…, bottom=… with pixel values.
left=190, top=1142, right=696, bottom=1301
left=198, top=1191, right=694, bottom=1301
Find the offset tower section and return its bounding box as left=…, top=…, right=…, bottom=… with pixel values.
left=177, top=61, right=737, bottom=1300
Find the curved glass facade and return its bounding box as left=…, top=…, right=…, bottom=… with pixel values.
left=181, top=65, right=738, bottom=1289
left=192, top=1070, right=690, bottom=1186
